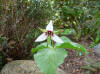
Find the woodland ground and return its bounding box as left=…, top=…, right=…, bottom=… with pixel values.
left=60, top=39, right=100, bottom=74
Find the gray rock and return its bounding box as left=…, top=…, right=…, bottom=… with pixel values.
left=1, top=60, right=66, bottom=74
left=1, top=60, right=41, bottom=74
left=94, top=44, right=100, bottom=57
left=56, top=67, right=66, bottom=74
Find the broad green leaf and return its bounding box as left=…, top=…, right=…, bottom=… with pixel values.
left=55, top=42, right=88, bottom=54
left=34, top=48, right=67, bottom=74
left=60, top=36, right=71, bottom=42
left=31, top=43, right=47, bottom=54
left=55, top=36, right=88, bottom=54
left=55, top=36, right=71, bottom=47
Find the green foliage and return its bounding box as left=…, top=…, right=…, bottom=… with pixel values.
left=52, top=0, right=100, bottom=40
left=31, top=43, right=47, bottom=55
left=90, top=36, right=100, bottom=48
left=90, top=29, right=100, bottom=48
left=55, top=36, right=88, bottom=54
left=0, top=53, right=3, bottom=70
left=31, top=36, right=88, bottom=74
left=32, top=36, right=88, bottom=54
left=34, top=47, right=67, bottom=74
left=0, top=0, right=53, bottom=43
left=0, top=36, right=7, bottom=44
left=0, top=0, right=54, bottom=61
left=0, top=0, right=100, bottom=73
left=0, top=35, right=8, bottom=70
left=60, top=36, right=71, bottom=42
left=60, top=29, right=72, bottom=35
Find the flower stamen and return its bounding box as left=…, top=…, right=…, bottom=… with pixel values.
left=45, top=31, right=53, bottom=36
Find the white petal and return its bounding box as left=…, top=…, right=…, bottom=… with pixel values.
left=46, top=20, right=53, bottom=31
left=51, top=34, right=63, bottom=43
left=35, top=33, right=47, bottom=42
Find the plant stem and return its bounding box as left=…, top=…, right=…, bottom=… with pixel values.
left=51, top=40, right=54, bottom=48
left=47, top=36, right=52, bottom=47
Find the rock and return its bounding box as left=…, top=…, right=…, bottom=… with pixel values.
left=94, top=44, right=100, bottom=57
left=1, top=60, right=66, bottom=74
left=56, top=67, right=66, bottom=74
left=1, top=60, right=41, bottom=74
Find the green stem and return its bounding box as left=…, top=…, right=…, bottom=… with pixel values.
left=47, top=36, right=52, bottom=47
left=47, top=37, right=49, bottom=47
left=51, top=40, right=54, bottom=48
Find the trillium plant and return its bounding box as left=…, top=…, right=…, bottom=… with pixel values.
left=31, top=20, right=88, bottom=74
left=35, top=20, right=63, bottom=43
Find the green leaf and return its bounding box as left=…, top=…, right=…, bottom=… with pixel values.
left=31, top=43, right=47, bottom=54
left=55, top=42, right=88, bottom=54
left=55, top=36, right=88, bottom=54
left=34, top=48, right=67, bottom=74
left=95, top=36, right=100, bottom=43
left=61, top=29, right=71, bottom=35
left=60, top=36, right=71, bottom=42
left=55, top=36, right=71, bottom=47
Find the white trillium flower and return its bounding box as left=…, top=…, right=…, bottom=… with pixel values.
left=35, top=20, right=63, bottom=43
